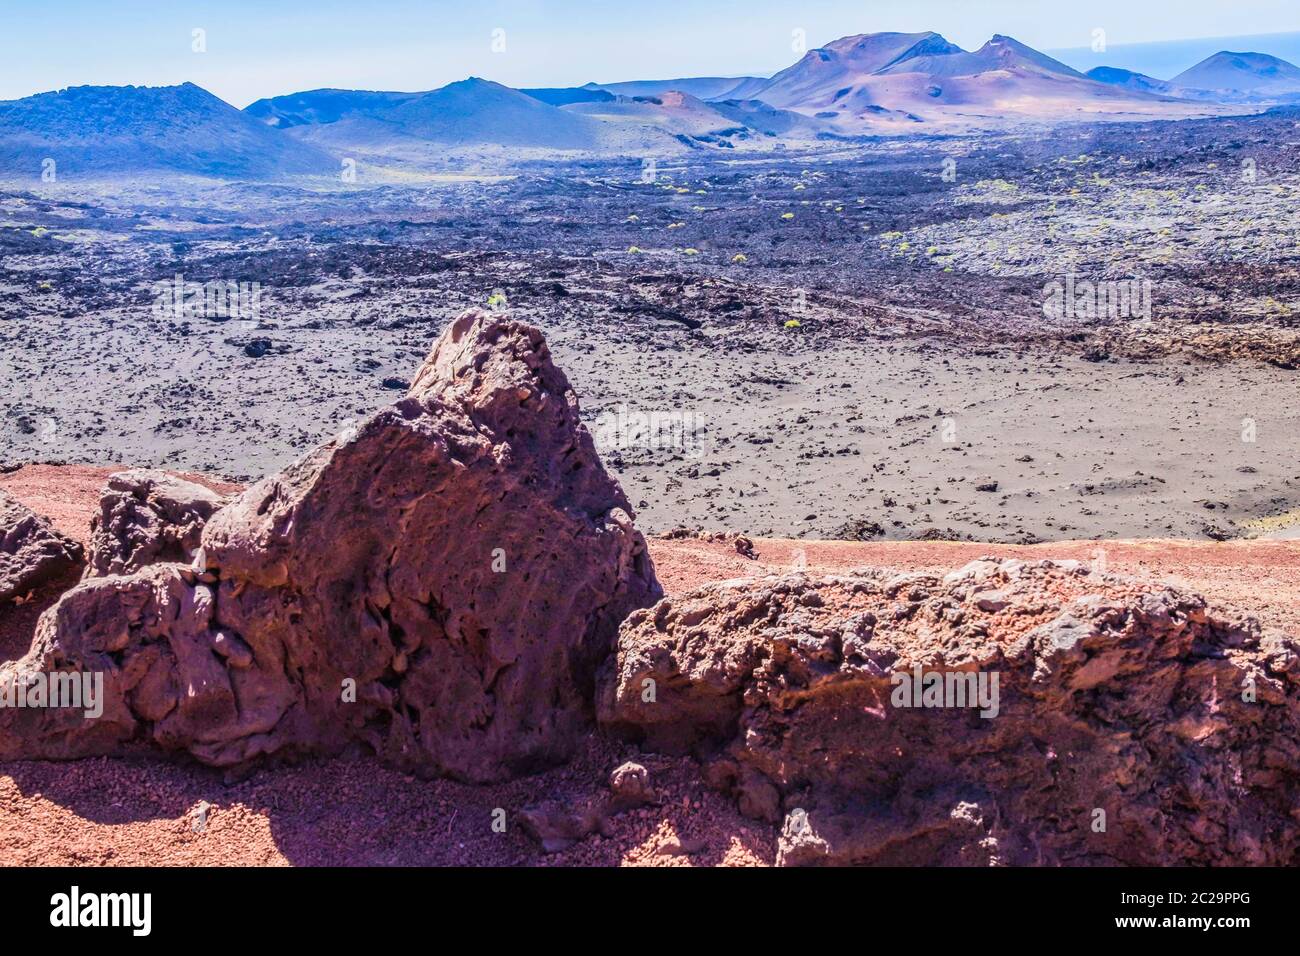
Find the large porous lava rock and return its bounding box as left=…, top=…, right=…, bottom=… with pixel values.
left=0, top=492, right=83, bottom=604
left=601, top=558, right=1300, bottom=866
left=0, top=310, right=661, bottom=781
left=84, top=470, right=229, bottom=578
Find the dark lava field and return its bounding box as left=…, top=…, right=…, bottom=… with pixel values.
left=3, top=109, right=1300, bottom=542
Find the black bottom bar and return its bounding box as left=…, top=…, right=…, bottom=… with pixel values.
left=0, top=865, right=1278, bottom=941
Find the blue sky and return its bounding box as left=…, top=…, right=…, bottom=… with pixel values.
left=1, top=0, right=1298, bottom=106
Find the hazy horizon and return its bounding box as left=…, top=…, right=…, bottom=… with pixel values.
left=0, top=0, right=1297, bottom=107
left=1049, top=30, right=1300, bottom=79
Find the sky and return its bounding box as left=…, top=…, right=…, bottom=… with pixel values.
left=1, top=0, right=1298, bottom=107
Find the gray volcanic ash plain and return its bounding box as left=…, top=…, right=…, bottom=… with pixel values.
left=3, top=109, right=1300, bottom=544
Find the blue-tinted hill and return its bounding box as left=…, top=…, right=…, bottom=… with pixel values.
left=520, top=86, right=614, bottom=107
left=245, top=88, right=421, bottom=128
left=0, top=82, right=338, bottom=179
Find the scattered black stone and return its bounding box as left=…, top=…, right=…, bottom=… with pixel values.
left=835, top=519, right=885, bottom=540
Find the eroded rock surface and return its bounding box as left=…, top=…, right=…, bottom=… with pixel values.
left=84, top=470, right=228, bottom=578
left=0, top=492, right=83, bottom=604
left=601, top=558, right=1300, bottom=865
left=1, top=310, right=661, bottom=782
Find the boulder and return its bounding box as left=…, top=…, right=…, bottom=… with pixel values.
left=0, top=310, right=661, bottom=781
left=601, top=558, right=1300, bottom=865
left=84, top=470, right=228, bottom=578
left=0, top=491, right=83, bottom=604
left=0, top=564, right=221, bottom=759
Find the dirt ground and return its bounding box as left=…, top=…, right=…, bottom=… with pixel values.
left=1, top=463, right=1296, bottom=866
